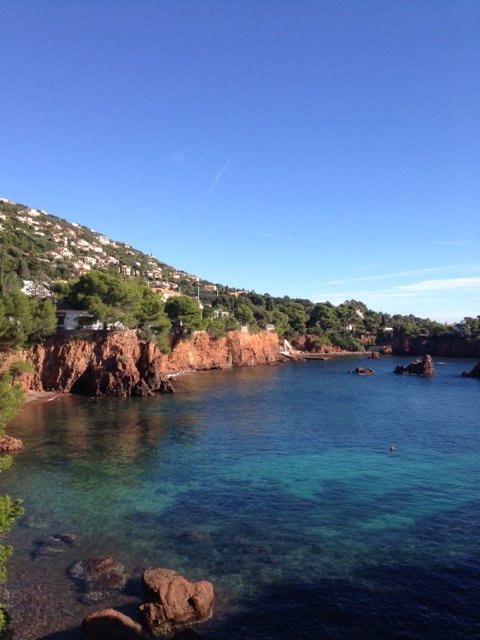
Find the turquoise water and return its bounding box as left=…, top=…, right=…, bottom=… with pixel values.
left=1, top=356, right=480, bottom=639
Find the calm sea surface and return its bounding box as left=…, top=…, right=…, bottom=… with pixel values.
left=1, top=356, right=479, bottom=639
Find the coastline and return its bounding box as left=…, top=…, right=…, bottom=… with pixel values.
left=299, top=350, right=366, bottom=360
left=20, top=350, right=370, bottom=401
left=23, top=390, right=62, bottom=405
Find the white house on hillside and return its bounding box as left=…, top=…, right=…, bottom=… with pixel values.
left=56, top=305, right=124, bottom=331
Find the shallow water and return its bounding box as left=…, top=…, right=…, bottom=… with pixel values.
left=1, top=356, right=479, bottom=639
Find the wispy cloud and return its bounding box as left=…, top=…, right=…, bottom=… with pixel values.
left=395, top=277, right=480, bottom=293
left=314, top=288, right=426, bottom=304
left=208, top=159, right=231, bottom=196
left=326, top=264, right=480, bottom=285
left=316, top=277, right=480, bottom=302
left=313, top=283, right=480, bottom=322
left=314, top=275, right=480, bottom=319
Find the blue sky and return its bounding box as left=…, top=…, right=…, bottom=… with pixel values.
left=1, top=1, right=479, bottom=322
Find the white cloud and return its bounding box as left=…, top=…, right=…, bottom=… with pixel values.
left=326, top=264, right=480, bottom=285
left=313, top=277, right=480, bottom=322
left=314, top=288, right=423, bottom=304
left=208, top=159, right=231, bottom=196
left=395, top=277, right=480, bottom=293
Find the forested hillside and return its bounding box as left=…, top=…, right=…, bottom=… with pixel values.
left=1, top=197, right=478, bottom=352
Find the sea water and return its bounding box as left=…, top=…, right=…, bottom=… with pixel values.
left=1, top=356, right=479, bottom=639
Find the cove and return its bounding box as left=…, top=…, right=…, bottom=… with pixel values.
left=1, top=355, right=480, bottom=639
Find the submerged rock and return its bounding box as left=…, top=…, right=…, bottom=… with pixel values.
left=68, top=556, right=128, bottom=604
left=32, top=533, right=76, bottom=559
left=394, top=354, right=435, bottom=376
left=178, top=529, right=211, bottom=544
left=140, top=568, right=214, bottom=633
left=81, top=608, right=144, bottom=640
left=352, top=367, right=374, bottom=376
left=0, top=435, right=23, bottom=452
left=158, top=377, right=175, bottom=393
left=461, top=361, right=480, bottom=378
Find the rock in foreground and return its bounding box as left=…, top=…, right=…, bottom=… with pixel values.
left=69, top=556, right=128, bottom=604
left=81, top=568, right=214, bottom=639
left=82, top=608, right=143, bottom=640
left=461, top=361, right=480, bottom=378
left=0, top=435, right=23, bottom=452
left=352, top=367, right=374, bottom=376
left=140, top=568, right=214, bottom=634
left=394, top=354, right=435, bottom=376
left=32, top=532, right=76, bottom=559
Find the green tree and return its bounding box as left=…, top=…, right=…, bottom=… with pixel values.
left=69, top=271, right=143, bottom=329
left=234, top=303, right=254, bottom=326
left=0, top=289, right=33, bottom=348
left=51, top=280, right=72, bottom=301
left=268, top=309, right=290, bottom=337
left=203, top=318, right=227, bottom=338
left=279, top=301, right=307, bottom=337
left=136, top=288, right=171, bottom=351
left=224, top=316, right=240, bottom=332
left=8, top=361, right=34, bottom=386
left=164, top=296, right=202, bottom=337
left=30, top=299, right=56, bottom=342
left=0, top=373, right=25, bottom=633
left=308, top=303, right=339, bottom=331
left=461, top=316, right=480, bottom=337
left=137, top=288, right=170, bottom=332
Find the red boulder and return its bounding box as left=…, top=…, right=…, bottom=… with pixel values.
left=140, top=568, right=214, bottom=633
left=82, top=608, right=143, bottom=640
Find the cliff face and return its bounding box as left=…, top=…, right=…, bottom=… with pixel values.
left=290, top=335, right=343, bottom=354
left=0, top=330, right=280, bottom=396
left=392, top=335, right=480, bottom=358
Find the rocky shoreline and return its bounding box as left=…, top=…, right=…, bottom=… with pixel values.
left=2, top=344, right=479, bottom=639
left=0, top=329, right=282, bottom=398
left=391, top=334, right=480, bottom=358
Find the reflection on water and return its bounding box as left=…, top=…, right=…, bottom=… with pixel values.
left=1, top=358, right=480, bottom=639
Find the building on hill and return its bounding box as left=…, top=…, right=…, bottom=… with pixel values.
left=55, top=304, right=124, bottom=331
left=213, top=309, right=230, bottom=319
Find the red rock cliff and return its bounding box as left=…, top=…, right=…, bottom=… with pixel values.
left=0, top=330, right=280, bottom=396
left=392, top=335, right=480, bottom=358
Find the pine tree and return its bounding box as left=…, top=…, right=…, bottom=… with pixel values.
left=0, top=373, right=24, bottom=633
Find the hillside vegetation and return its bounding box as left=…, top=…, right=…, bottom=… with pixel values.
left=1, top=197, right=479, bottom=352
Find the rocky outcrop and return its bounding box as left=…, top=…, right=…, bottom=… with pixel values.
left=392, top=335, right=480, bottom=358
left=394, top=354, right=435, bottom=376
left=352, top=367, right=374, bottom=376
left=32, top=532, right=76, bottom=560
left=0, top=434, right=23, bottom=452
left=461, top=361, right=480, bottom=378
left=140, top=568, right=214, bottom=634
left=81, top=568, right=214, bottom=639
left=291, top=335, right=343, bottom=354
left=82, top=609, right=144, bottom=640
left=68, top=556, right=128, bottom=604
left=0, top=329, right=280, bottom=397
